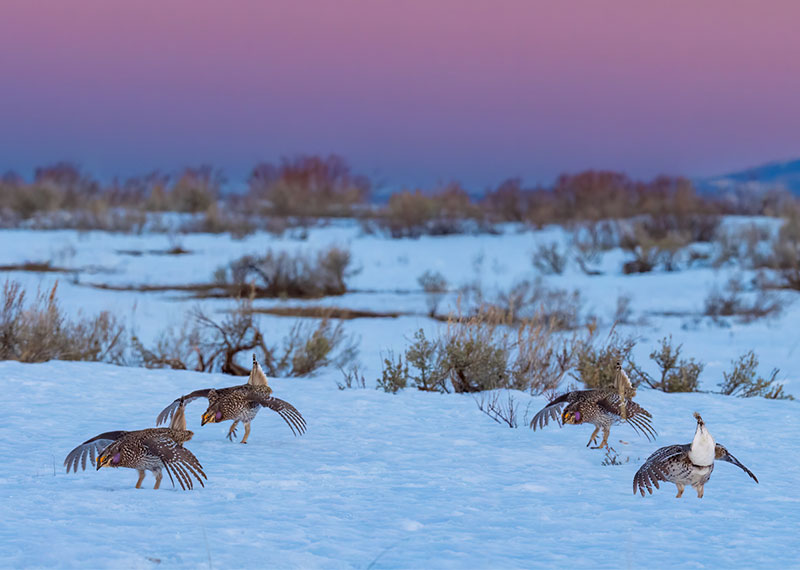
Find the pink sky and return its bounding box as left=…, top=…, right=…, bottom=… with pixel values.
left=1, top=0, right=799, bottom=188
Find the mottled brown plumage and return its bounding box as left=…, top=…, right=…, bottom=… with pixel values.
left=156, top=355, right=306, bottom=443
left=530, top=364, right=655, bottom=449
left=633, top=412, right=758, bottom=498
left=64, top=404, right=207, bottom=490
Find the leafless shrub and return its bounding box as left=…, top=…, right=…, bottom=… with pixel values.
left=285, top=317, right=359, bottom=376
left=481, top=178, right=531, bottom=222
left=475, top=391, right=521, bottom=428
left=418, top=270, right=449, bottom=317
left=178, top=203, right=257, bottom=238
left=133, top=299, right=357, bottom=377
left=639, top=336, right=703, bottom=393
left=601, top=446, right=629, bottom=466
left=376, top=184, right=493, bottom=238
left=163, top=166, right=221, bottom=213
left=0, top=280, right=125, bottom=364
left=767, top=211, right=800, bottom=289
left=533, top=242, right=567, bottom=275
left=718, top=351, right=793, bottom=400
left=704, top=275, right=784, bottom=322
left=337, top=363, right=367, bottom=390
left=247, top=155, right=370, bottom=217
left=571, top=221, right=619, bottom=255
left=509, top=320, right=579, bottom=393
left=613, top=294, right=635, bottom=325
left=532, top=242, right=567, bottom=274
left=711, top=223, right=772, bottom=269
left=493, top=279, right=583, bottom=330
left=620, top=222, right=692, bottom=274
left=216, top=245, right=356, bottom=298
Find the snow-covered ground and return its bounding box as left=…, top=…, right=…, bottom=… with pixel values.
left=0, top=361, right=795, bottom=568
left=1, top=220, right=799, bottom=568
left=1, top=221, right=798, bottom=392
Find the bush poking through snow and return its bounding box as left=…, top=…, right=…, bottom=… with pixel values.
left=703, top=275, right=784, bottom=322
left=475, top=391, right=521, bottom=428
left=768, top=211, right=800, bottom=290
left=133, top=299, right=358, bottom=377
left=376, top=352, right=409, bottom=393
left=440, top=314, right=510, bottom=392
left=247, top=155, right=370, bottom=217
left=0, top=280, right=125, bottom=364
left=718, top=351, right=794, bottom=400
left=601, top=446, right=629, bottom=466
left=492, top=279, right=584, bottom=330
left=641, top=335, right=703, bottom=393
left=532, top=242, right=567, bottom=275
left=378, top=312, right=580, bottom=394
left=613, top=294, right=635, bottom=325
left=405, top=329, right=447, bottom=391
left=620, top=222, right=692, bottom=274
left=337, top=364, right=367, bottom=390
left=215, top=245, right=356, bottom=298
left=417, top=270, right=448, bottom=317
left=572, top=330, right=638, bottom=390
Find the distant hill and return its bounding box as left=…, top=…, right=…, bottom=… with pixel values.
left=698, top=158, right=800, bottom=195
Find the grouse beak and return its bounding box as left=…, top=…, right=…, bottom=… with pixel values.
left=201, top=413, right=210, bottom=426
left=96, top=455, right=107, bottom=470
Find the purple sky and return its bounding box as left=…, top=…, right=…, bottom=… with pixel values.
left=2, top=0, right=799, bottom=189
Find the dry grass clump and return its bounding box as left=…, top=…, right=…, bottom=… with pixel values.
left=214, top=245, right=356, bottom=298
left=0, top=280, right=125, bottom=364
left=718, top=351, right=793, bottom=400
left=132, top=298, right=357, bottom=377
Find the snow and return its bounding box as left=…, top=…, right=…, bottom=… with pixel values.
left=1, top=219, right=799, bottom=568
left=0, top=361, right=796, bottom=568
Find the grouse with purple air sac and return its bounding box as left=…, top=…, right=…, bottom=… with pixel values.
left=64, top=403, right=206, bottom=490
left=156, top=355, right=306, bottom=444
left=529, top=361, right=656, bottom=448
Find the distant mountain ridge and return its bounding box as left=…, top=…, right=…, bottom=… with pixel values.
left=698, top=158, right=800, bottom=195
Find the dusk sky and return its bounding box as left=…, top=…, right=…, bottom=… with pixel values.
left=2, top=0, right=799, bottom=189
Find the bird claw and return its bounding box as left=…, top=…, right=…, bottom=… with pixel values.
left=227, top=427, right=238, bottom=441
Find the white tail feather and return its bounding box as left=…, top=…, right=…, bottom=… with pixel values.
left=248, top=354, right=269, bottom=387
